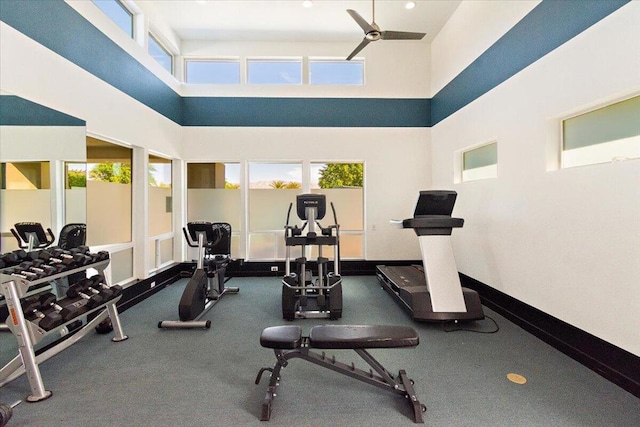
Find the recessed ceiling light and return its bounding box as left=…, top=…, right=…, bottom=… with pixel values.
left=405, top=1, right=416, bottom=10
left=302, top=0, right=313, bottom=8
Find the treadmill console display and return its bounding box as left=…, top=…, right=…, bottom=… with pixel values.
left=413, top=191, right=457, bottom=217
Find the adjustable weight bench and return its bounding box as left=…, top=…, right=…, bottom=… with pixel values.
left=255, top=324, right=426, bottom=423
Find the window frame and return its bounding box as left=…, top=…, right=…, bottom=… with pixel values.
left=455, top=140, right=498, bottom=183
left=559, top=94, right=640, bottom=169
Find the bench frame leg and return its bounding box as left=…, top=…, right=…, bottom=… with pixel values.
left=256, top=346, right=425, bottom=423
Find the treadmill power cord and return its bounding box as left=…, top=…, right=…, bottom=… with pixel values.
left=440, top=315, right=499, bottom=334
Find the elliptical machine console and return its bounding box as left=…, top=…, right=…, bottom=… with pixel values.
left=282, top=194, right=342, bottom=320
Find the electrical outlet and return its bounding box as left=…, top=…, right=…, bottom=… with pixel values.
left=271, top=266, right=278, bottom=272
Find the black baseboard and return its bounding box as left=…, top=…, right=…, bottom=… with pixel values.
left=460, top=273, right=640, bottom=398
left=116, top=263, right=184, bottom=312
left=224, top=259, right=421, bottom=277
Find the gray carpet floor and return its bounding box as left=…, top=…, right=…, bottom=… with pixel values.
left=1, top=276, right=639, bottom=426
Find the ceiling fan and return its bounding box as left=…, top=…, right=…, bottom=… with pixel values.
left=346, top=0, right=426, bottom=60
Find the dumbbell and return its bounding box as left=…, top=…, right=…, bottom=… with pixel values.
left=21, top=297, right=64, bottom=331
left=18, top=261, right=52, bottom=278
left=67, top=283, right=103, bottom=308
left=0, top=400, right=21, bottom=427
left=38, top=292, right=83, bottom=322
left=0, top=250, right=27, bottom=267
left=86, top=250, right=110, bottom=264
left=26, top=250, right=47, bottom=262
left=88, top=275, right=123, bottom=297
left=37, top=249, right=74, bottom=269
left=78, top=278, right=114, bottom=301
left=9, top=267, right=44, bottom=281
left=61, top=248, right=92, bottom=266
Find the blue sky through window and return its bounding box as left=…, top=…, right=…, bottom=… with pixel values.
left=148, top=35, right=172, bottom=74
left=186, top=61, right=240, bottom=84
left=248, top=61, right=302, bottom=85
left=92, top=0, right=132, bottom=37
left=309, top=61, right=364, bottom=85
left=249, top=163, right=301, bottom=188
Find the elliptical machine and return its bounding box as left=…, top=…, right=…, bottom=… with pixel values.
left=282, top=194, right=342, bottom=320
left=158, top=222, right=239, bottom=329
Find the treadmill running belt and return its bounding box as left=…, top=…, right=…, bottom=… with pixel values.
left=379, top=265, right=425, bottom=288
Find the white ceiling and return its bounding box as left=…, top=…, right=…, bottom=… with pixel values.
left=144, top=0, right=462, bottom=43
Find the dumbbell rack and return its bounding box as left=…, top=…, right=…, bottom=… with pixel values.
left=0, top=259, right=128, bottom=402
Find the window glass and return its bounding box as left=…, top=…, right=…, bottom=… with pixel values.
left=65, top=162, right=87, bottom=225
left=462, top=142, right=498, bottom=182
left=148, top=155, right=172, bottom=237
left=311, top=162, right=364, bottom=259
left=247, top=60, right=302, bottom=85
left=86, top=137, right=132, bottom=246
left=148, top=34, right=173, bottom=74
left=0, top=162, right=51, bottom=252
left=248, top=163, right=302, bottom=259
left=92, top=0, right=133, bottom=37
left=186, top=163, right=241, bottom=258
left=562, top=95, right=640, bottom=168
left=309, top=60, right=364, bottom=85
left=185, top=60, right=240, bottom=84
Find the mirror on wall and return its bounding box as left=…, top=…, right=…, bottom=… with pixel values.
left=0, top=92, right=87, bottom=253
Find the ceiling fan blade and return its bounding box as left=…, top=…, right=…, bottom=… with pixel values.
left=381, top=31, right=426, bottom=40
left=347, top=9, right=375, bottom=34
left=346, top=38, right=371, bottom=61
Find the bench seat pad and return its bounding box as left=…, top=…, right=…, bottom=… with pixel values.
left=309, top=325, right=419, bottom=349
left=261, top=325, right=302, bottom=349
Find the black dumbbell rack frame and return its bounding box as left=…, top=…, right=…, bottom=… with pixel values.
left=0, top=258, right=128, bottom=402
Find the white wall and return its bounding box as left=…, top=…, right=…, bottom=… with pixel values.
left=430, top=3, right=640, bottom=355
left=0, top=126, right=86, bottom=162
left=430, top=0, right=540, bottom=95
left=0, top=23, right=182, bottom=159
left=182, top=126, right=430, bottom=260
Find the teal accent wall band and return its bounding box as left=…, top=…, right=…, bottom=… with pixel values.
left=182, top=97, right=430, bottom=127
left=431, top=0, right=630, bottom=125
left=0, top=95, right=85, bottom=126
left=0, top=0, right=182, bottom=124
left=0, top=0, right=629, bottom=128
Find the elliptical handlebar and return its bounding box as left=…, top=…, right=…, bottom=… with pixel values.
left=284, top=202, right=307, bottom=237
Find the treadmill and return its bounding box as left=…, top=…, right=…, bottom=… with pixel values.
left=376, top=190, right=484, bottom=322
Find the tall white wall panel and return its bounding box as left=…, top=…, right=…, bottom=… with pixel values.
left=430, top=3, right=640, bottom=355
